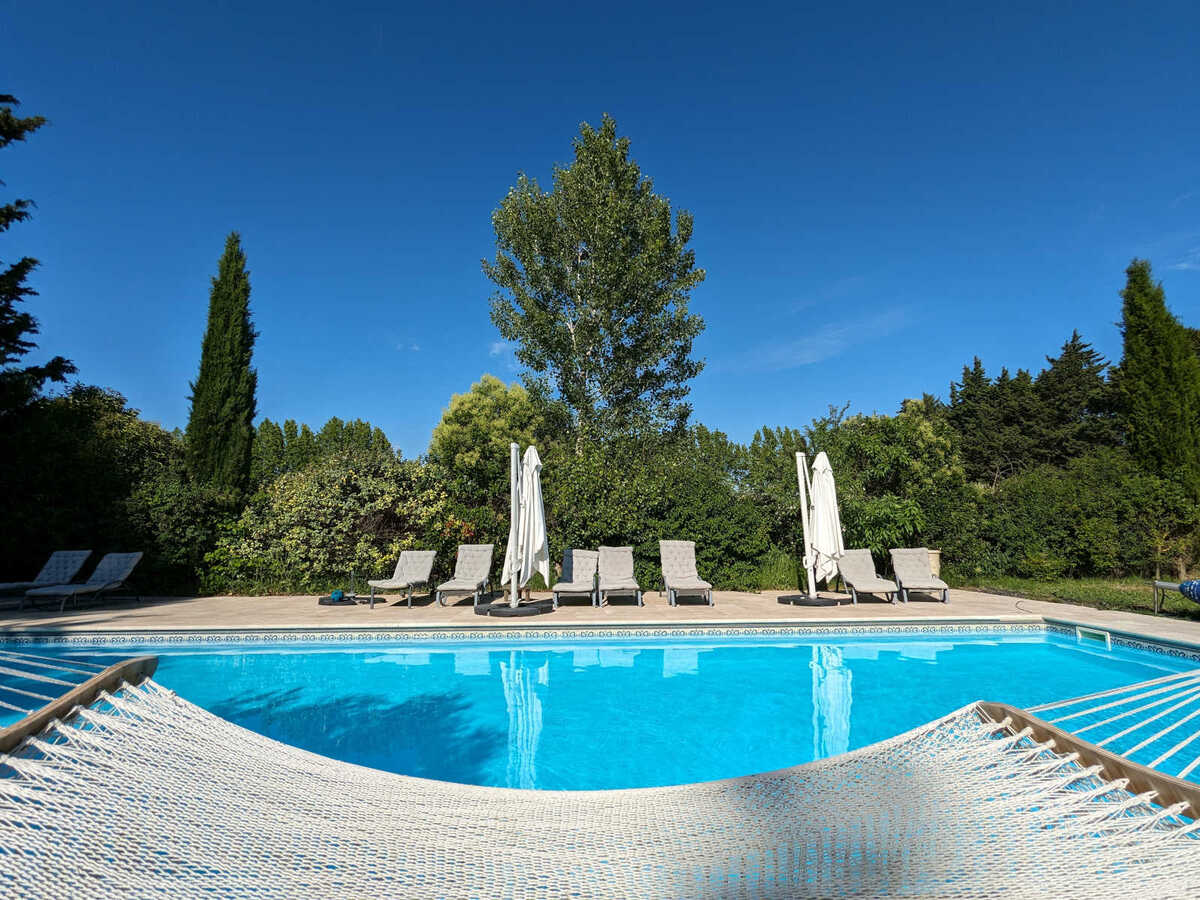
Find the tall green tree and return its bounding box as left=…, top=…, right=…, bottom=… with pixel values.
left=0, top=95, right=74, bottom=416
left=250, top=419, right=286, bottom=487
left=1034, top=331, right=1117, bottom=464
left=485, top=114, right=706, bottom=438
left=282, top=419, right=318, bottom=472
left=1114, top=259, right=1200, bottom=496
left=185, top=232, right=257, bottom=495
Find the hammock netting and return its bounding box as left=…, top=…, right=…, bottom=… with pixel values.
left=2, top=680, right=1200, bottom=898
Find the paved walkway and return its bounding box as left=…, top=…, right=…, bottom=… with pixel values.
left=2, top=588, right=1199, bottom=648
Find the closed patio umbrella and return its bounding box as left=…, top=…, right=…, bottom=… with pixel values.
left=808, top=451, right=845, bottom=586
left=501, top=443, right=550, bottom=609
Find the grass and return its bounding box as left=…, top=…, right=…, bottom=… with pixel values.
left=953, top=574, right=1200, bottom=622
left=755, top=547, right=804, bottom=592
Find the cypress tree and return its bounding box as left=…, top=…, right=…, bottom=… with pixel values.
left=1114, top=259, right=1200, bottom=496
left=185, top=232, right=257, bottom=495
left=250, top=419, right=285, bottom=487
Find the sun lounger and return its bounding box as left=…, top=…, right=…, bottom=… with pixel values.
left=550, top=549, right=598, bottom=609
left=837, top=549, right=899, bottom=604
left=0, top=550, right=92, bottom=595
left=889, top=548, right=949, bottom=603
left=660, top=540, right=713, bottom=606
left=598, top=546, right=642, bottom=607
left=23, top=552, right=143, bottom=613
left=435, top=544, right=494, bottom=608
left=367, top=550, right=436, bottom=609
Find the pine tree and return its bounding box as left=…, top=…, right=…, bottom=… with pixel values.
left=948, top=358, right=1003, bottom=483
left=1114, top=259, right=1200, bottom=496
left=1034, top=331, right=1117, bottom=464
left=185, top=233, right=257, bottom=495
left=0, top=95, right=74, bottom=415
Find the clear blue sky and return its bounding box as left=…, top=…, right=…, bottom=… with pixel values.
left=6, top=1, right=1198, bottom=457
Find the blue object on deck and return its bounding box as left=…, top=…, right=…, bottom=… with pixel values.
left=1180, top=580, right=1200, bottom=603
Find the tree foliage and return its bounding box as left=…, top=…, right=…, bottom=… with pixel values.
left=1034, top=331, right=1117, bottom=465
left=185, top=232, right=257, bottom=496
left=1114, top=259, right=1200, bottom=497
left=0, top=94, right=74, bottom=416
left=485, top=114, right=706, bottom=437
left=252, top=416, right=393, bottom=488
left=948, top=332, right=1118, bottom=485
left=545, top=428, right=768, bottom=591
left=206, top=451, right=450, bottom=593
left=428, top=375, right=561, bottom=514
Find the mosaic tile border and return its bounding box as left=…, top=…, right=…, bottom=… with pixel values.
left=1, top=620, right=1071, bottom=647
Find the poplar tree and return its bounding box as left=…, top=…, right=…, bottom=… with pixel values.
left=0, top=95, right=74, bottom=416
left=1114, top=259, right=1200, bottom=496
left=185, top=233, right=257, bottom=496
left=485, top=114, right=706, bottom=438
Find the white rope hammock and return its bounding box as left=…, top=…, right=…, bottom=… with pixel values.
left=2, top=679, right=1200, bottom=898
left=1030, top=668, right=1200, bottom=780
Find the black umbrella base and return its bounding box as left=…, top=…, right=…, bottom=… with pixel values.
left=485, top=599, right=554, bottom=617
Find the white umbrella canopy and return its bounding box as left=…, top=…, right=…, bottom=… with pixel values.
left=501, top=444, right=550, bottom=607
left=808, top=451, right=845, bottom=585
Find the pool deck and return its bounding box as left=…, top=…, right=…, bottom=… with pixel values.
left=2, top=588, right=1199, bottom=649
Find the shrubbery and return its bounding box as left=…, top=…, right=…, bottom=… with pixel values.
left=204, top=453, right=452, bottom=594
left=4, top=369, right=1198, bottom=596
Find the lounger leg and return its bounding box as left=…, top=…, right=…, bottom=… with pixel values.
left=406, top=586, right=413, bottom=608
left=436, top=591, right=443, bottom=607
left=707, top=589, right=713, bottom=607
left=850, top=588, right=858, bottom=605
left=943, top=588, right=949, bottom=604
left=553, top=592, right=558, bottom=610
left=638, top=590, right=644, bottom=607
left=901, top=588, right=909, bottom=604
left=370, top=587, right=376, bottom=610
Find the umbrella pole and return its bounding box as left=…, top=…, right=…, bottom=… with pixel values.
left=510, top=442, right=521, bottom=608
left=796, top=452, right=817, bottom=599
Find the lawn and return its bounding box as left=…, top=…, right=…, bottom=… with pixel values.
left=954, top=575, right=1200, bottom=622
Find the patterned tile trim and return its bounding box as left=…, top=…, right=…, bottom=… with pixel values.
left=2, top=621, right=1065, bottom=647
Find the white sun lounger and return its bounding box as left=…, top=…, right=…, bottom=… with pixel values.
left=598, top=546, right=642, bottom=607
left=837, top=549, right=899, bottom=604
left=889, top=548, right=949, bottom=603
left=0, top=550, right=92, bottom=595
left=435, top=544, right=494, bottom=608
left=660, top=540, right=713, bottom=606
left=23, top=552, right=143, bottom=613
left=551, top=549, right=597, bottom=609
left=367, top=550, right=436, bottom=609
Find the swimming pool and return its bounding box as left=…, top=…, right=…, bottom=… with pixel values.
left=4, top=625, right=1197, bottom=790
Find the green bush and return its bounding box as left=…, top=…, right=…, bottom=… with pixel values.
left=978, top=449, right=1197, bottom=579
left=544, top=428, right=769, bottom=590
left=204, top=452, right=451, bottom=594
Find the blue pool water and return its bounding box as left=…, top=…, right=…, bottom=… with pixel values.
left=3, top=628, right=1196, bottom=790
